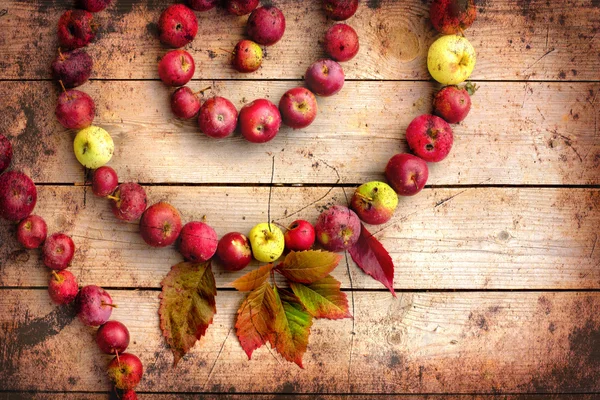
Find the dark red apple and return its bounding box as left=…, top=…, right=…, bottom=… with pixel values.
left=139, top=202, right=182, bottom=247
left=158, top=4, right=198, bottom=48
left=92, top=166, right=118, bottom=197
left=48, top=270, right=79, bottom=305
left=323, top=23, right=359, bottom=62
left=247, top=6, right=286, bottom=46
left=433, top=85, right=472, bottom=124
left=305, top=59, right=345, bottom=97
left=198, top=96, right=238, bottom=139
left=225, top=0, right=259, bottom=15
left=52, top=49, right=93, bottom=89
left=57, top=10, right=96, bottom=49
left=279, top=87, right=318, bottom=129
left=55, top=89, right=95, bottom=129
left=238, top=99, right=282, bottom=143
left=385, top=153, right=429, bottom=196
left=110, top=183, right=147, bottom=222
left=158, top=50, right=195, bottom=87
left=216, top=232, right=252, bottom=271
left=96, top=320, right=130, bottom=354
left=77, top=0, right=111, bottom=12
left=0, top=134, right=13, bottom=174
left=178, top=221, right=218, bottom=262
left=171, top=87, right=201, bottom=119
left=406, top=114, right=454, bottom=163
left=0, top=171, right=37, bottom=222
left=232, top=40, right=263, bottom=73
left=187, top=0, right=218, bottom=11
left=42, top=233, right=75, bottom=270
left=16, top=215, right=47, bottom=249
left=430, top=0, right=477, bottom=34
left=77, top=285, right=114, bottom=326
left=315, top=205, right=360, bottom=252
left=107, top=353, right=143, bottom=390
left=284, top=220, right=315, bottom=251
left=323, top=0, right=359, bottom=21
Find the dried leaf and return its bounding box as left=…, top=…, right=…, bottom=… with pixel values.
left=277, top=250, right=342, bottom=284
left=349, top=224, right=396, bottom=297
left=231, top=263, right=274, bottom=292
left=269, top=287, right=313, bottom=368
left=159, top=261, right=217, bottom=367
left=290, top=275, right=352, bottom=320
left=235, top=281, right=277, bottom=359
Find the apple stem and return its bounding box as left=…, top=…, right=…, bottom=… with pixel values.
left=58, top=80, right=72, bottom=101
left=193, top=86, right=212, bottom=96
left=354, top=191, right=373, bottom=203
left=106, top=195, right=119, bottom=202
left=458, top=27, right=465, bottom=37
left=115, top=349, right=121, bottom=366
left=58, top=47, right=65, bottom=61
left=102, top=302, right=118, bottom=308
left=51, top=270, right=60, bottom=280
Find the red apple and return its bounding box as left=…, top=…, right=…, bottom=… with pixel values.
left=171, top=87, right=201, bottom=119
left=110, top=183, right=147, bottom=221
left=48, top=270, right=79, bottom=305
left=92, top=166, right=118, bottom=197
left=385, top=153, right=429, bottom=196
left=305, top=59, right=345, bottom=97
left=430, top=0, right=477, bottom=34
left=158, top=4, right=198, bottom=48
left=96, top=320, right=130, bottom=355
left=406, top=114, right=454, bottom=162
left=158, top=50, right=195, bottom=87
left=279, top=87, right=318, bottom=129
left=51, top=49, right=93, bottom=89
left=232, top=40, right=263, bottom=73
left=57, top=10, right=96, bottom=49
left=16, top=215, right=47, bottom=249
left=121, top=391, right=138, bottom=400
left=315, top=205, right=360, bottom=252
left=238, top=99, right=282, bottom=143
left=56, top=89, right=95, bottom=129
left=225, top=0, right=259, bottom=15
left=178, top=221, right=218, bottom=262
left=323, top=0, right=358, bottom=21
left=76, top=285, right=113, bottom=326
left=323, top=23, right=359, bottom=62
left=187, top=0, right=218, bottom=11
left=42, top=233, right=75, bottom=270
left=107, top=353, right=143, bottom=390
left=0, top=171, right=37, bottom=222
left=433, top=85, right=472, bottom=124
left=77, top=0, right=111, bottom=12
left=0, top=134, right=13, bottom=174
left=216, top=232, right=252, bottom=271
left=198, top=96, right=238, bottom=139
left=139, top=202, right=182, bottom=247
left=247, top=6, right=286, bottom=46
left=284, top=220, right=315, bottom=251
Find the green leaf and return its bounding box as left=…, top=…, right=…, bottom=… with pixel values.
left=235, top=281, right=277, bottom=359
left=230, top=263, right=274, bottom=292
left=277, top=250, right=342, bottom=284
left=290, top=275, right=352, bottom=320
left=269, top=286, right=313, bottom=368
left=159, top=261, right=217, bottom=367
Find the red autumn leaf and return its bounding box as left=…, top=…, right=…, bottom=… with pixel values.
left=159, top=261, right=217, bottom=367
left=230, top=263, right=274, bottom=292
left=277, top=250, right=342, bottom=284
left=235, top=281, right=278, bottom=359
left=269, top=286, right=313, bottom=368
left=349, top=224, right=396, bottom=297
left=290, top=275, right=352, bottom=320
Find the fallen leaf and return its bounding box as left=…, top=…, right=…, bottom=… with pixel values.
left=235, top=281, right=277, bottom=359
left=277, top=250, right=342, bottom=284
left=231, top=263, right=274, bottom=291
left=290, top=275, right=352, bottom=319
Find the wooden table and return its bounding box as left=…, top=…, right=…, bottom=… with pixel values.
left=1, top=0, right=599, bottom=398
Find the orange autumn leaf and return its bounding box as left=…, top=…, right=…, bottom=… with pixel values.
left=277, top=250, right=342, bottom=284
left=290, top=275, right=352, bottom=320
left=230, top=263, right=274, bottom=291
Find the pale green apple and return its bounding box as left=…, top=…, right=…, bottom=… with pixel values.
left=427, top=35, right=476, bottom=85
left=73, top=126, right=114, bottom=169
left=248, top=223, right=285, bottom=263
left=350, top=181, right=398, bottom=225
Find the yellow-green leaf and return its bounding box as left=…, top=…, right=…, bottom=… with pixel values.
left=159, top=261, right=217, bottom=367
left=230, top=263, right=274, bottom=292
left=277, top=250, right=342, bottom=284
left=290, top=275, right=352, bottom=320
left=235, top=281, right=277, bottom=359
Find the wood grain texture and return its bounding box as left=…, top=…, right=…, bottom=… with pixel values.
left=1, top=289, right=600, bottom=393
left=1, top=186, right=598, bottom=290
left=1, top=80, right=598, bottom=185
left=0, top=0, right=599, bottom=81
left=1, top=395, right=597, bottom=400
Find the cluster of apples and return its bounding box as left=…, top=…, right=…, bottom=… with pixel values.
left=156, top=0, right=359, bottom=142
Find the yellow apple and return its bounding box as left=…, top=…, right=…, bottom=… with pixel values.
left=248, top=223, right=285, bottom=263
left=73, top=126, right=114, bottom=169
left=427, top=35, right=476, bottom=85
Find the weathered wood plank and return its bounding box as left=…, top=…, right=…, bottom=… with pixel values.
left=1, top=80, right=598, bottom=185
left=1, top=186, right=598, bottom=290
left=2, top=394, right=597, bottom=399
left=1, top=289, right=600, bottom=393
left=1, top=0, right=599, bottom=81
